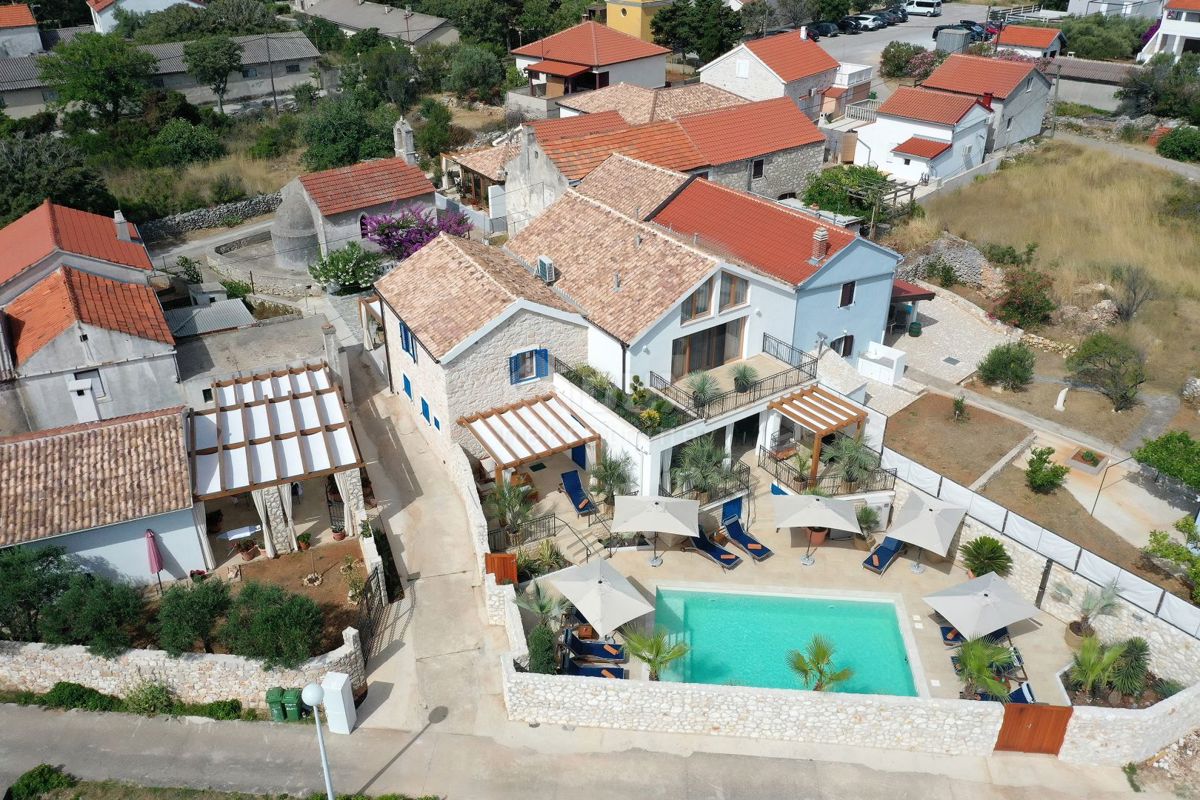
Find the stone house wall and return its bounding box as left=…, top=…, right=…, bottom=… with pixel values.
left=705, top=141, right=824, bottom=202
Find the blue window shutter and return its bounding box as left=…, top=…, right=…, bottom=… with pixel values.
left=434, top=418, right=441, bottom=430
left=509, top=354, right=521, bottom=384
left=770, top=483, right=786, bottom=496
left=535, top=348, right=549, bottom=378
left=402, top=375, right=412, bottom=398
left=421, top=398, right=430, bottom=422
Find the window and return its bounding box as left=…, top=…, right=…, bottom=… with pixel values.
left=1025, top=77, right=1032, bottom=92
left=670, top=318, right=745, bottom=381
left=719, top=273, right=748, bottom=310
left=903, top=158, right=911, bottom=166
left=694, top=170, right=709, bottom=180
left=509, top=348, right=548, bottom=384
left=1005, top=117, right=1012, bottom=131
left=839, top=281, right=856, bottom=308
left=434, top=418, right=441, bottom=430
left=830, top=334, right=855, bottom=358
left=421, top=398, right=430, bottom=423
left=202, top=387, right=213, bottom=403
left=400, top=322, right=417, bottom=361
left=286, top=63, right=301, bottom=74
left=620, top=6, right=627, bottom=13
left=735, top=58, right=749, bottom=78
left=402, top=374, right=412, bottom=399
left=751, top=159, right=765, bottom=179
left=680, top=278, right=713, bottom=323
left=242, top=67, right=259, bottom=78
left=73, top=369, right=106, bottom=399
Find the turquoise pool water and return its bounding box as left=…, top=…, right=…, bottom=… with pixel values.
left=656, top=589, right=918, bottom=697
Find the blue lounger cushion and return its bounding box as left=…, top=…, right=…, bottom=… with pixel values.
left=722, top=517, right=773, bottom=561
left=984, top=626, right=1010, bottom=644
left=566, top=659, right=627, bottom=679
left=940, top=625, right=964, bottom=647
left=863, top=537, right=902, bottom=574
left=1009, top=682, right=1035, bottom=704
left=560, top=470, right=596, bottom=516
left=687, top=534, right=743, bottom=570
left=565, top=630, right=626, bottom=662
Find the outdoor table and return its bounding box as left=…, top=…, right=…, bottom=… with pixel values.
left=218, top=524, right=262, bottom=541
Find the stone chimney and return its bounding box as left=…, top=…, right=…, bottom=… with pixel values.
left=812, top=227, right=829, bottom=261
left=113, top=209, right=132, bottom=242
left=322, top=323, right=353, bottom=405
left=394, top=119, right=417, bottom=165
left=980, top=92, right=994, bottom=111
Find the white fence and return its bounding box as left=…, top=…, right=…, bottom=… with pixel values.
left=881, top=447, right=1200, bottom=638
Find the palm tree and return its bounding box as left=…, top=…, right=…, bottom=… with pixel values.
left=822, top=434, right=880, bottom=487
left=788, top=634, right=854, bottom=691
left=956, top=637, right=1013, bottom=701
left=672, top=436, right=731, bottom=500
left=484, top=481, right=533, bottom=537
left=514, top=581, right=572, bottom=628
left=590, top=452, right=634, bottom=508
left=1071, top=581, right=1120, bottom=638
left=622, top=626, right=689, bottom=681
left=960, top=535, right=1013, bottom=578
left=1069, top=635, right=1126, bottom=698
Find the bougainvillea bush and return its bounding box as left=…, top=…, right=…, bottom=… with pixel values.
left=363, top=205, right=470, bottom=260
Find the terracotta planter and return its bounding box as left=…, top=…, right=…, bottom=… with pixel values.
left=239, top=546, right=258, bottom=561
left=297, top=540, right=311, bottom=551
left=1065, top=622, right=1086, bottom=650
left=332, top=530, right=347, bottom=541
left=808, top=527, right=829, bottom=546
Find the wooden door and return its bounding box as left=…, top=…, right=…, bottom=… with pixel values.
left=485, top=552, right=518, bottom=586
left=994, top=703, right=1073, bottom=755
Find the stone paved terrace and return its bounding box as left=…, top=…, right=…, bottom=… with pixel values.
left=887, top=290, right=1019, bottom=385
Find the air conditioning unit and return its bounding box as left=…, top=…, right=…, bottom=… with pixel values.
left=535, top=255, right=555, bottom=283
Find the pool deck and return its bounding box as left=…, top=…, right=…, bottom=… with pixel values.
left=604, top=480, right=1076, bottom=705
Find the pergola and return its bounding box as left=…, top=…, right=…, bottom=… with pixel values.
left=458, top=393, right=600, bottom=484
left=769, top=385, right=867, bottom=481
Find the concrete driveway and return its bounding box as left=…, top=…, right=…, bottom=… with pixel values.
left=816, top=15, right=943, bottom=76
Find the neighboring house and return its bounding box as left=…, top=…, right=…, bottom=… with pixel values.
left=1067, top=0, right=1160, bottom=19
left=699, top=30, right=840, bottom=119
left=822, top=62, right=873, bottom=121
left=606, top=0, right=675, bottom=43
left=993, top=25, right=1067, bottom=57
left=0, top=4, right=40, bottom=58
left=1138, top=0, right=1200, bottom=61
left=88, top=0, right=204, bottom=33
left=291, top=0, right=460, bottom=47
left=0, top=267, right=178, bottom=431
left=556, top=81, right=749, bottom=124
left=440, top=139, right=519, bottom=222
left=0, top=407, right=212, bottom=585
left=853, top=86, right=991, bottom=184
left=511, top=21, right=669, bottom=100
left=920, top=54, right=1049, bottom=149
left=1051, top=56, right=1139, bottom=112
left=504, top=97, right=826, bottom=232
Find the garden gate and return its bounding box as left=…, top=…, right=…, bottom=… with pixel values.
left=994, top=703, right=1074, bottom=755
left=357, top=565, right=387, bottom=658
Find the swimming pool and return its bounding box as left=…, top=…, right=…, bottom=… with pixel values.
left=656, top=588, right=919, bottom=697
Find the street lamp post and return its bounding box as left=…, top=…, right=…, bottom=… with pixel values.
left=301, top=683, right=335, bottom=800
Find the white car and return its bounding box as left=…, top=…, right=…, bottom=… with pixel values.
left=853, top=13, right=884, bottom=29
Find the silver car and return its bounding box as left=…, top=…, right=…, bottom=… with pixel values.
left=852, top=13, right=885, bottom=30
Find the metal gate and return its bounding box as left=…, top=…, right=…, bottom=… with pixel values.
left=356, top=565, right=387, bottom=658
left=994, top=703, right=1074, bottom=755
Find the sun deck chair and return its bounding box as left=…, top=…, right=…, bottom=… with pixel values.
left=721, top=517, right=773, bottom=561
left=862, top=537, right=904, bottom=574
left=983, top=626, right=1010, bottom=644
left=564, top=630, right=626, bottom=663
left=685, top=532, right=743, bottom=570
left=979, top=682, right=1036, bottom=704
left=565, top=659, right=627, bottom=679
left=940, top=626, right=964, bottom=647
left=560, top=470, right=596, bottom=517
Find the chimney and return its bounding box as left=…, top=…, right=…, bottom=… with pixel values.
left=799, top=25, right=807, bottom=40
left=113, top=209, right=131, bottom=242
left=394, top=118, right=417, bottom=165
left=322, top=323, right=353, bottom=405
left=980, top=91, right=993, bottom=110
left=812, top=227, right=829, bottom=261
left=67, top=377, right=100, bottom=423
left=384, top=4, right=391, bottom=10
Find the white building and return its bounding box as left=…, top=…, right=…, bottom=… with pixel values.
left=511, top=21, right=669, bottom=98
left=854, top=87, right=991, bottom=184
left=993, top=24, right=1067, bottom=58
left=88, top=0, right=204, bottom=33
left=699, top=30, right=840, bottom=119
left=289, top=0, right=460, bottom=47
left=1139, top=0, right=1200, bottom=61
left=0, top=4, right=40, bottom=58
left=921, top=53, right=1052, bottom=150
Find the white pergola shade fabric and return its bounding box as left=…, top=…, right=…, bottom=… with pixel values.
left=189, top=363, right=363, bottom=499
left=923, top=573, right=1040, bottom=640
left=549, top=559, right=654, bottom=638
left=611, top=496, right=699, bottom=538
left=458, top=393, right=598, bottom=470
left=886, top=494, right=966, bottom=557
left=770, top=385, right=866, bottom=435
left=771, top=494, right=862, bottom=532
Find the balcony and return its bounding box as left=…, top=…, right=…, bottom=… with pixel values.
left=553, top=357, right=696, bottom=436
left=649, top=334, right=817, bottom=420
left=661, top=461, right=752, bottom=509
left=757, top=444, right=897, bottom=497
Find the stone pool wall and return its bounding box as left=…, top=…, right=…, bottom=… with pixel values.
left=1060, top=681, right=1200, bottom=764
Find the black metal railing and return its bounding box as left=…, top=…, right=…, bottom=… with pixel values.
left=757, top=446, right=896, bottom=496
left=764, top=333, right=816, bottom=371
left=553, top=357, right=695, bottom=435
left=662, top=462, right=752, bottom=507
left=488, top=511, right=600, bottom=562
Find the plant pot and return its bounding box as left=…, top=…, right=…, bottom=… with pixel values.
left=332, top=530, right=347, bottom=541
left=734, top=379, right=751, bottom=393
left=1065, top=621, right=1087, bottom=650
left=297, top=540, right=311, bottom=551
left=808, top=527, right=829, bottom=546
left=239, top=546, right=259, bottom=561
left=853, top=534, right=873, bottom=551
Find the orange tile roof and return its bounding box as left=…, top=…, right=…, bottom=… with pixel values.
left=86, top=0, right=117, bottom=10
left=1167, top=0, right=1200, bottom=9
left=877, top=86, right=984, bottom=126
left=0, top=200, right=152, bottom=288
left=650, top=179, right=859, bottom=284
left=675, top=97, right=824, bottom=165
left=541, top=120, right=706, bottom=180
left=298, top=157, right=435, bottom=217
left=0, top=3, right=35, bottom=27
left=995, top=25, right=1063, bottom=49
left=921, top=54, right=1039, bottom=100
left=742, top=31, right=839, bottom=83
left=511, top=21, right=669, bottom=66
left=530, top=109, right=630, bottom=142
left=5, top=267, right=172, bottom=364
left=527, top=59, right=590, bottom=77
left=892, top=136, right=952, bottom=160
left=557, top=82, right=749, bottom=124
left=574, top=154, right=688, bottom=220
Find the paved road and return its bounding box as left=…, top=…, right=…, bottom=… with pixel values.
left=1056, top=132, right=1200, bottom=181
left=817, top=15, right=944, bottom=76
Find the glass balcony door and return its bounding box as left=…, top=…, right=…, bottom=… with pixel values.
left=670, top=319, right=745, bottom=381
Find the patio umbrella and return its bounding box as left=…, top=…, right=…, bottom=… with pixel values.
left=611, top=496, right=699, bottom=566
left=771, top=494, right=861, bottom=566
left=886, top=493, right=967, bottom=573
left=145, top=529, right=164, bottom=594
left=549, top=559, right=653, bottom=639
left=923, top=572, right=1040, bottom=640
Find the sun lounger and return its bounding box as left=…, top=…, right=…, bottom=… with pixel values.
left=565, top=659, right=627, bottom=679
left=721, top=517, right=773, bottom=561
left=685, top=532, right=743, bottom=570
left=560, top=470, right=596, bottom=517
left=565, top=630, right=626, bottom=663
left=862, top=537, right=903, bottom=574
left=979, top=682, right=1036, bottom=704
left=984, top=626, right=1010, bottom=644
left=940, top=626, right=964, bottom=647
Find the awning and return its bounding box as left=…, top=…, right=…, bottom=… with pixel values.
left=458, top=393, right=599, bottom=472
left=188, top=363, right=364, bottom=499
left=892, top=136, right=951, bottom=160
left=769, top=385, right=866, bottom=437
left=527, top=59, right=590, bottom=78
left=892, top=278, right=935, bottom=303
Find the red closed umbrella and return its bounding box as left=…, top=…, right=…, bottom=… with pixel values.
left=146, top=529, right=164, bottom=593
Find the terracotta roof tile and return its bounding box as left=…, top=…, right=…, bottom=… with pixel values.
left=0, top=4, right=35, bottom=27
left=574, top=154, right=688, bottom=219
left=0, top=406, right=193, bottom=544
left=447, top=140, right=520, bottom=182
left=541, top=120, right=706, bottom=180
left=511, top=21, right=669, bottom=66
left=557, top=82, right=748, bottom=124
left=877, top=86, right=983, bottom=125
left=4, top=267, right=172, bottom=364
left=0, top=200, right=152, bottom=288
left=892, top=136, right=952, bottom=159
left=530, top=109, right=629, bottom=142
left=922, top=54, right=1040, bottom=100
left=1167, top=0, right=1200, bottom=9
left=995, top=25, right=1063, bottom=49
left=675, top=97, right=824, bottom=164
left=374, top=234, right=579, bottom=359
left=526, top=59, right=591, bottom=77
left=86, top=0, right=116, bottom=10
left=650, top=179, right=859, bottom=284
left=298, top=157, right=435, bottom=217
left=742, top=31, right=839, bottom=83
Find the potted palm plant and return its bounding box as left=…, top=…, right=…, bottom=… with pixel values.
left=296, top=532, right=312, bottom=551
left=854, top=505, right=879, bottom=551
left=234, top=540, right=259, bottom=561
left=960, top=535, right=1012, bottom=578
left=1068, top=636, right=1126, bottom=702
left=1065, top=581, right=1120, bottom=650
left=823, top=434, right=879, bottom=491
left=514, top=581, right=572, bottom=629
left=672, top=436, right=732, bottom=504
left=590, top=452, right=634, bottom=513
left=731, top=364, right=759, bottom=393
left=956, top=637, right=1013, bottom=701
left=685, top=371, right=720, bottom=412
left=485, top=481, right=534, bottom=545
left=788, top=634, right=854, bottom=691
left=622, top=626, right=690, bottom=681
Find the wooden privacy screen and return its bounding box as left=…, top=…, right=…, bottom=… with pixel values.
left=994, top=703, right=1074, bottom=755
left=485, top=552, right=518, bottom=586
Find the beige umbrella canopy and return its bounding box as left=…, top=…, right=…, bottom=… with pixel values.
left=923, top=572, right=1040, bottom=640
left=549, top=559, right=653, bottom=638
left=771, top=494, right=862, bottom=533
left=611, top=496, right=700, bottom=538
left=886, top=493, right=966, bottom=557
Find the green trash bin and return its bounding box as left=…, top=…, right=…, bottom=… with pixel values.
left=908, top=320, right=923, bottom=338
left=265, top=687, right=286, bottom=722
left=282, top=688, right=303, bottom=722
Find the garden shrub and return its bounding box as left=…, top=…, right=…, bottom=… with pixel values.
left=8, top=764, right=77, bottom=800
left=1156, top=126, right=1200, bottom=163
left=248, top=121, right=295, bottom=159
left=981, top=241, right=1037, bottom=266
left=176, top=255, right=203, bottom=284
left=41, top=681, right=123, bottom=712
left=802, top=165, right=889, bottom=217
left=209, top=173, right=246, bottom=204
left=1025, top=446, right=1069, bottom=493
left=140, top=118, right=225, bottom=167
left=526, top=624, right=557, bottom=674
left=308, top=242, right=385, bottom=291
left=39, top=574, right=143, bottom=657
left=124, top=681, right=176, bottom=716
left=880, top=41, right=925, bottom=78
left=1135, top=432, right=1200, bottom=492
left=0, top=546, right=75, bottom=643
left=156, top=578, right=230, bottom=656
left=925, top=257, right=957, bottom=288
left=977, top=343, right=1035, bottom=391
left=220, top=279, right=251, bottom=298
left=995, top=266, right=1056, bottom=328
left=219, top=582, right=323, bottom=669
left=1066, top=333, right=1146, bottom=411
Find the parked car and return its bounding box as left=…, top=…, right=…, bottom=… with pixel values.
left=958, top=19, right=988, bottom=38
left=854, top=13, right=885, bottom=29
left=984, top=21, right=1001, bottom=37
left=811, top=21, right=840, bottom=36
left=932, top=22, right=982, bottom=42
left=804, top=26, right=821, bottom=41
left=873, top=9, right=901, bottom=24
left=838, top=15, right=863, bottom=31
left=888, top=5, right=909, bottom=20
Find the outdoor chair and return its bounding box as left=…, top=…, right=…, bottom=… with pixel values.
left=564, top=630, right=627, bottom=663
left=979, top=682, right=1036, bottom=704
left=983, top=626, right=1010, bottom=644
left=565, top=659, right=628, bottom=679
left=685, top=532, right=743, bottom=570
left=862, top=536, right=904, bottom=574
left=721, top=516, right=773, bottom=561
left=939, top=626, right=964, bottom=647
left=560, top=470, right=597, bottom=517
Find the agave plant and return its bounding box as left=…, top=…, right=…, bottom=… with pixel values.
left=622, top=626, right=689, bottom=681
left=823, top=434, right=879, bottom=487
left=788, top=634, right=853, bottom=692
left=1109, top=636, right=1149, bottom=697
left=731, top=363, right=759, bottom=393
left=685, top=371, right=720, bottom=410
left=515, top=581, right=572, bottom=628
left=672, top=436, right=731, bottom=498
left=960, top=535, right=1013, bottom=578
left=956, top=637, right=1013, bottom=701
left=1069, top=635, right=1126, bottom=698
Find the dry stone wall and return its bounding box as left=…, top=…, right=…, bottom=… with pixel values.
left=140, top=194, right=282, bottom=242
left=1060, top=682, right=1200, bottom=765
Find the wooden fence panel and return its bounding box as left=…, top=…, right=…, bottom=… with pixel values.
left=995, top=704, right=1073, bottom=755
left=485, top=552, right=518, bottom=587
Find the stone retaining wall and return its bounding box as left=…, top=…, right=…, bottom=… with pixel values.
left=1060, top=682, right=1200, bottom=765
left=0, top=628, right=366, bottom=710
left=140, top=194, right=282, bottom=241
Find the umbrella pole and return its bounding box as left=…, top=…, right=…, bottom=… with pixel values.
left=649, top=533, right=662, bottom=568
left=800, top=527, right=815, bottom=567
left=910, top=548, right=926, bottom=574
left=156, top=573, right=163, bottom=596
